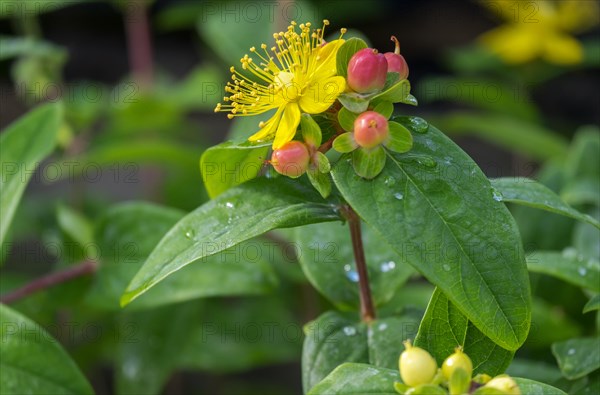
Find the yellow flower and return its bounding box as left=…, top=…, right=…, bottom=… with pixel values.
left=215, top=21, right=347, bottom=149
left=478, top=0, right=599, bottom=65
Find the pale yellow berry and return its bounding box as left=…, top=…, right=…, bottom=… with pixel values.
left=485, top=375, right=521, bottom=395
left=399, top=340, right=438, bottom=387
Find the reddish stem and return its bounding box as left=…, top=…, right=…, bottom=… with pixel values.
left=125, top=0, right=153, bottom=89
left=342, top=205, right=376, bottom=322
left=0, top=260, right=98, bottom=304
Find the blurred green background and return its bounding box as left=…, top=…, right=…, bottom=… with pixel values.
left=1, top=0, right=599, bottom=394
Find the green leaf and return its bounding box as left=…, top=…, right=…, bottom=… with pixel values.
left=200, top=140, right=270, bottom=198
left=86, top=202, right=278, bottom=310
left=385, top=122, right=413, bottom=153
left=336, top=38, right=368, bottom=78
left=293, top=221, right=414, bottom=309
left=352, top=146, right=386, bottom=179
left=506, top=359, right=562, bottom=384
left=527, top=298, right=581, bottom=348
left=116, top=302, right=199, bottom=395
left=584, top=295, right=600, bottom=313
left=561, top=178, right=600, bottom=207
left=333, top=132, right=358, bottom=153
left=56, top=205, right=94, bottom=247
left=178, top=296, right=300, bottom=373
left=338, top=107, right=358, bottom=132
left=121, top=178, right=341, bottom=306
left=307, top=363, right=400, bottom=395
left=491, top=178, right=600, bottom=229
left=414, top=288, right=513, bottom=376
left=527, top=250, right=600, bottom=292
left=307, top=169, right=332, bottom=199
left=552, top=337, right=600, bottom=380
left=301, top=114, right=322, bottom=146
left=513, top=378, right=568, bottom=395
left=430, top=112, right=568, bottom=161
left=0, top=103, right=62, bottom=245
left=331, top=120, right=531, bottom=350
left=302, top=310, right=420, bottom=391
left=0, top=305, right=94, bottom=395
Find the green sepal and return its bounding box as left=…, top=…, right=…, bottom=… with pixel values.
left=406, top=384, right=448, bottom=395
left=372, top=79, right=411, bottom=104
left=301, top=113, right=322, bottom=146
left=449, top=367, right=471, bottom=395
left=352, top=146, right=386, bottom=179
left=307, top=168, right=332, bottom=198
left=333, top=132, right=358, bottom=153
left=338, top=92, right=370, bottom=113
left=315, top=151, right=331, bottom=173
left=385, top=121, right=413, bottom=153
left=371, top=100, right=394, bottom=119
left=338, top=106, right=358, bottom=132
left=394, top=381, right=410, bottom=394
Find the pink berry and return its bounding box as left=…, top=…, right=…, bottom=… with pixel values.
left=271, top=141, right=310, bottom=178
left=353, top=111, right=389, bottom=149
left=384, top=36, right=409, bottom=79
left=347, top=48, right=388, bottom=94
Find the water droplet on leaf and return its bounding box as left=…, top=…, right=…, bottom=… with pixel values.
left=185, top=229, right=196, bottom=240
left=343, top=326, right=357, bottom=336
left=491, top=187, right=503, bottom=202
left=578, top=267, right=587, bottom=276
left=384, top=176, right=397, bottom=187
left=380, top=261, right=396, bottom=272
left=393, top=192, right=404, bottom=200
left=409, top=117, right=429, bottom=133
left=443, top=264, right=451, bottom=271
left=568, top=348, right=576, bottom=355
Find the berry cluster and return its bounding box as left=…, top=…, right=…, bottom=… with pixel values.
left=395, top=341, right=521, bottom=395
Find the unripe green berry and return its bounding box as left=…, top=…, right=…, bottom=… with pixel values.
left=353, top=111, right=389, bottom=149
left=485, top=375, right=521, bottom=395
left=442, top=346, right=473, bottom=380
left=271, top=141, right=310, bottom=178
left=347, top=48, right=388, bottom=93
left=399, top=340, right=438, bottom=387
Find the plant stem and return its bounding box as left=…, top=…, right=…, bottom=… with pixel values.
left=124, top=0, right=153, bottom=90
left=0, top=260, right=98, bottom=304
left=342, top=205, right=376, bottom=322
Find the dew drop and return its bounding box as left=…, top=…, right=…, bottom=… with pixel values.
left=409, top=117, right=429, bottom=133
left=380, top=261, right=396, bottom=272
left=378, top=323, right=388, bottom=331
left=418, top=157, right=437, bottom=168
left=562, top=247, right=578, bottom=260
left=568, top=348, right=576, bottom=355
left=491, top=187, right=503, bottom=202
left=343, top=326, right=357, bottom=336
left=184, top=229, right=196, bottom=240
left=578, top=267, right=587, bottom=276
left=225, top=202, right=235, bottom=209
left=344, top=264, right=359, bottom=282
left=393, top=192, right=404, bottom=200
left=384, top=176, right=397, bottom=187
left=442, top=264, right=451, bottom=272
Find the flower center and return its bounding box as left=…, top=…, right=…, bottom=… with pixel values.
left=276, top=71, right=302, bottom=102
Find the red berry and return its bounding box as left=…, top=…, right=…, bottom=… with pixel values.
left=347, top=48, right=388, bottom=94
left=353, top=111, right=389, bottom=149
left=271, top=141, right=310, bottom=178
left=384, top=36, right=409, bottom=79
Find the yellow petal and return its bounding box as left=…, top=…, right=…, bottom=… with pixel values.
left=248, top=107, right=284, bottom=142
left=273, top=103, right=301, bottom=149
left=479, top=25, right=542, bottom=64
left=313, top=39, right=345, bottom=80
left=299, top=76, right=346, bottom=114
left=543, top=32, right=583, bottom=65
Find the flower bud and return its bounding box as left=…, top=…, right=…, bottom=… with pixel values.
left=442, top=347, right=473, bottom=381
left=353, top=111, right=389, bottom=149
left=384, top=36, right=409, bottom=79
left=347, top=48, right=388, bottom=93
left=271, top=141, right=310, bottom=178
left=399, top=340, right=438, bottom=387
left=485, top=375, right=521, bottom=395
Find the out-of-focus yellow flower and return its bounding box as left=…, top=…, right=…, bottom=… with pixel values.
left=478, top=0, right=599, bottom=65
left=215, top=21, right=346, bottom=149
